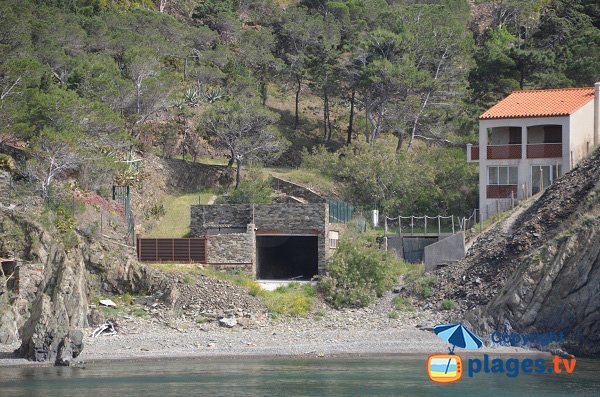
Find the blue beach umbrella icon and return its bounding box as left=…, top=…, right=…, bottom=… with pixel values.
left=434, top=324, right=483, bottom=374
left=434, top=323, right=483, bottom=353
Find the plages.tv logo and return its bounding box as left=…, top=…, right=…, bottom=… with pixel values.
left=427, top=323, right=482, bottom=384
left=427, top=323, right=577, bottom=384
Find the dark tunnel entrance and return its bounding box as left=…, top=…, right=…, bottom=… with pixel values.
left=256, top=236, right=318, bottom=280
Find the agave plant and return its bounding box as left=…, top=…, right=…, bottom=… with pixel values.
left=173, top=98, right=185, bottom=111
left=184, top=87, right=201, bottom=107
left=201, top=86, right=226, bottom=103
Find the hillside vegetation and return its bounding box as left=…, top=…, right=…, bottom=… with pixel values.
left=1, top=0, right=598, bottom=219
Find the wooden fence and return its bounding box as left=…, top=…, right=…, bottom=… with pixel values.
left=136, top=238, right=207, bottom=263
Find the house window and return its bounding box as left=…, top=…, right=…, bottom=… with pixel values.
left=532, top=164, right=562, bottom=194
left=328, top=231, right=339, bottom=249
left=488, top=166, right=518, bottom=185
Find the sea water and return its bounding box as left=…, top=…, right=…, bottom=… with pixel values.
left=0, top=356, right=598, bottom=397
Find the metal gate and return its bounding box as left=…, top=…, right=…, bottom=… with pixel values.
left=136, top=238, right=207, bottom=263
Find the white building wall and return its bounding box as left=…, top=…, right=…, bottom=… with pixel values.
left=569, top=101, right=595, bottom=165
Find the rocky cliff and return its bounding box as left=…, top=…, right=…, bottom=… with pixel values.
left=0, top=209, right=141, bottom=365
left=433, top=149, right=600, bottom=357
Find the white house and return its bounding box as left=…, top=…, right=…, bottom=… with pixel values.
left=467, top=83, right=600, bottom=221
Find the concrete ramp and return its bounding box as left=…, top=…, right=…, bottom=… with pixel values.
left=423, top=232, right=465, bottom=272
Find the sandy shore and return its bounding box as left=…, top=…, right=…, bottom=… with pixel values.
left=0, top=305, right=538, bottom=367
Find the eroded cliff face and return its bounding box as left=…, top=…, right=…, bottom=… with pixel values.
left=0, top=210, right=138, bottom=364
left=16, top=243, right=89, bottom=363
left=467, top=211, right=600, bottom=356
left=433, top=149, right=600, bottom=357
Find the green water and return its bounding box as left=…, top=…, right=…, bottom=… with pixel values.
left=0, top=356, right=598, bottom=397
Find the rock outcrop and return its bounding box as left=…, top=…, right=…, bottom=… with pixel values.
left=17, top=243, right=89, bottom=363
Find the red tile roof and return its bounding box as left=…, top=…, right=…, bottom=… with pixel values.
left=479, top=87, right=595, bottom=120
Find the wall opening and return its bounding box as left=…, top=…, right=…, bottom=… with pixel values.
left=1, top=261, right=19, bottom=293
left=402, top=237, right=439, bottom=263
left=256, top=236, right=318, bottom=280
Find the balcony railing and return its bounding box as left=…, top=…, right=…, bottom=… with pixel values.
left=487, top=144, right=522, bottom=160
left=468, top=143, right=563, bottom=161
left=487, top=185, right=518, bottom=199
left=526, top=143, right=562, bottom=159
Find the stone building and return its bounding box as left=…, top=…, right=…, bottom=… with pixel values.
left=190, top=203, right=341, bottom=280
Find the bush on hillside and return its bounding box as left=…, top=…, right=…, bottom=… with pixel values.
left=318, top=234, right=406, bottom=308
left=218, top=173, right=274, bottom=204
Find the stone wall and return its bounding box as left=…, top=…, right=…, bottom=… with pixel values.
left=191, top=205, right=252, bottom=235
left=206, top=233, right=253, bottom=265
left=271, top=177, right=326, bottom=203
left=191, top=204, right=327, bottom=236
left=163, top=158, right=232, bottom=193
left=253, top=204, right=326, bottom=231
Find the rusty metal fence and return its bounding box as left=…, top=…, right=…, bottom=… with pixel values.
left=136, top=238, right=207, bottom=263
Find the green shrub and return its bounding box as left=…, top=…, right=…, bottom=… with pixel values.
left=392, top=296, right=415, bottom=312
left=414, top=275, right=437, bottom=300
left=144, top=203, right=166, bottom=220
left=122, top=292, right=135, bottom=305
left=388, top=310, right=399, bottom=319
left=226, top=172, right=273, bottom=204
left=0, top=154, right=16, bottom=171
left=318, top=234, right=407, bottom=308
left=130, top=307, right=148, bottom=318
left=54, top=206, right=75, bottom=233
left=261, top=283, right=315, bottom=317
left=441, top=299, right=457, bottom=310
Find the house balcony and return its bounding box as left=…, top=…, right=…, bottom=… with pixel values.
left=487, top=144, right=522, bottom=159
left=526, top=143, right=562, bottom=159
left=467, top=144, right=479, bottom=161
left=487, top=185, right=518, bottom=199
left=467, top=143, right=563, bottom=162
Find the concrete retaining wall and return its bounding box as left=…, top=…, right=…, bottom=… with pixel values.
left=271, top=177, right=326, bottom=203
left=423, top=232, right=466, bottom=272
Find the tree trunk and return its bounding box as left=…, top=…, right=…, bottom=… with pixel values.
left=326, top=95, right=333, bottom=140
left=347, top=88, right=355, bottom=145
left=294, top=77, right=301, bottom=130
left=260, top=79, right=267, bottom=106
left=364, top=95, right=370, bottom=143
left=323, top=92, right=329, bottom=141
left=136, top=83, right=141, bottom=115
left=396, top=130, right=404, bottom=153
left=235, top=158, right=242, bottom=189
left=227, top=149, right=235, bottom=168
